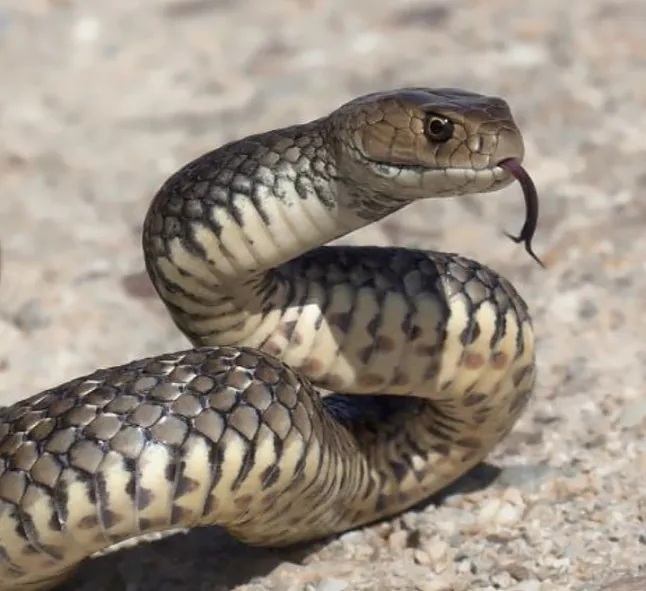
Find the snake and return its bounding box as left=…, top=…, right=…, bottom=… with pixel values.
left=0, top=87, right=539, bottom=590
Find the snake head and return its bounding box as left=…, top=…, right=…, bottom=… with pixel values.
left=329, top=87, right=525, bottom=201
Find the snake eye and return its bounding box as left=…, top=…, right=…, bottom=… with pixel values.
left=425, top=114, right=454, bottom=142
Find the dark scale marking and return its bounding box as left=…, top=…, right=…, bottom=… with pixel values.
left=293, top=449, right=334, bottom=505
left=201, top=494, right=218, bottom=517
left=230, top=175, right=253, bottom=199
left=233, top=494, right=253, bottom=512
left=310, top=171, right=336, bottom=210
left=290, top=449, right=308, bottom=483
left=366, top=315, right=381, bottom=338
left=137, top=487, right=154, bottom=511
left=238, top=157, right=259, bottom=179
left=77, top=515, right=99, bottom=530
left=403, top=431, right=427, bottom=459
left=464, top=392, right=488, bottom=407
left=138, top=517, right=168, bottom=532
left=461, top=351, right=486, bottom=370
left=327, top=312, right=353, bottom=332
left=490, top=351, right=508, bottom=370
left=47, top=512, right=63, bottom=533
left=514, top=324, right=527, bottom=360
left=357, top=346, right=373, bottom=365
left=52, top=478, right=70, bottom=533
left=510, top=386, right=533, bottom=414
left=456, top=436, right=482, bottom=449
left=123, top=457, right=137, bottom=502
left=473, top=407, right=491, bottom=425
left=164, top=462, right=177, bottom=484
left=170, top=505, right=190, bottom=526
left=359, top=374, right=384, bottom=388
left=260, top=281, right=280, bottom=307
left=86, top=477, right=98, bottom=506
left=431, top=442, right=451, bottom=456
left=206, top=442, right=224, bottom=497
left=287, top=515, right=305, bottom=527
left=249, top=191, right=272, bottom=228
left=176, top=475, right=200, bottom=496
left=512, top=365, right=533, bottom=388
left=100, top=509, right=120, bottom=530
left=424, top=421, right=456, bottom=443
left=294, top=175, right=313, bottom=201
left=374, top=492, right=389, bottom=513
left=489, top=307, right=507, bottom=351
left=391, top=370, right=409, bottom=386
left=313, top=278, right=333, bottom=331
left=260, top=463, right=281, bottom=490
left=395, top=490, right=413, bottom=507
left=400, top=311, right=413, bottom=336
left=375, top=335, right=396, bottom=352
left=260, top=491, right=280, bottom=511
left=19, top=545, right=43, bottom=558
left=281, top=320, right=298, bottom=342
left=460, top=319, right=481, bottom=346
left=16, top=509, right=63, bottom=561
left=439, top=378, right=453, bottom=392
left=423, top=359, right=440, bottom=381
left=388, top=460, right=408, bottom=481
left=94, top=472, right=120, bottom=536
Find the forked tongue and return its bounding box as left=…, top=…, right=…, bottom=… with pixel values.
left=498, top=158, right=545, bottom=268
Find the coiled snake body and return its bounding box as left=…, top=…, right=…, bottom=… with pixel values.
left=0, top=88, right=537, bottom=590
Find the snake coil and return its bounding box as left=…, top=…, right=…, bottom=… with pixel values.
left=0, top=88, right=538, bottom=590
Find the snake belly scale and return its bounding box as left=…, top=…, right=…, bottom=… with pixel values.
left=0, top=88, right=537, bottom=590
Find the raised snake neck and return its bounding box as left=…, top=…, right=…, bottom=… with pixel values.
left=0, top=88, right=536, bottom=590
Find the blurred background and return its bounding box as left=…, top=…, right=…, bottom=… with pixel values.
left=1, top=1, right=645, bottom=589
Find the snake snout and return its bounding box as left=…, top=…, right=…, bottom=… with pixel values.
left=493, top=126, right=525, bottom=167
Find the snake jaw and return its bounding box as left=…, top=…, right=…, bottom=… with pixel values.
left=346, top=155, right=516, bottom=200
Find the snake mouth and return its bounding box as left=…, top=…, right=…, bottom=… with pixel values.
left=498, top=158, right=544, bottom=268
left=362, top=156, right=513, bottom=186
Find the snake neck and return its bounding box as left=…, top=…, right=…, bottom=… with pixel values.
left=142, top=120, right=413, bottom=354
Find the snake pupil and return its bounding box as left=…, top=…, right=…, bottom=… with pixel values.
left=425, top=114, right=453, bottom=142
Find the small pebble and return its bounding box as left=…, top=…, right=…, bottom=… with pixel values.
left=514, top=581, right=542, bottom=591
left=497, top=464, right=553, bottom=489
left=414, top=581, right=455, bottom=591
left=315, top=579, right=349, bottom=591
left=424, top=538, right=451, bottom=574
left=503, top=561, right=533, bottom=581
left=477, top=496, right=525, bottom=529
left=388, top=530, right=409, bottom=553
left=338, top=530, right=364, bottom=545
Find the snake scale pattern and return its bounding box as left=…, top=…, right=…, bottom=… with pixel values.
left=0, top=88, right=538, bottom=590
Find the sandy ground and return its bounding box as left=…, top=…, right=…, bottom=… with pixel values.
left=1, top=0, right=646, bottom=589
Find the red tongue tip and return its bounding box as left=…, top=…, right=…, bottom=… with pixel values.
left=498, top=159, right=545, bottom=268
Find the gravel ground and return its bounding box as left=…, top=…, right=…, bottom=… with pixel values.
left=1, top=1, right=646, bottom=590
